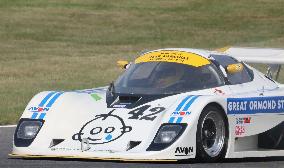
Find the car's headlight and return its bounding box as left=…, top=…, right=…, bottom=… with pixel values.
left=147, top=123, right=187, bottom=151
left=17, top=121, right=42, bottom=139
left=14, top=119, right=44, bottom=147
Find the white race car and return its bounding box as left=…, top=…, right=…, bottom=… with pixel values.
left=11, top=47, right=284, bottom=162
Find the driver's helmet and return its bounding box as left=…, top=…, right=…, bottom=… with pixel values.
left=154, top=63, right=184, bottom=88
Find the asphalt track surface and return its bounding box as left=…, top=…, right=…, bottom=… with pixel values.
left=1, top=127, right=284, bottom=168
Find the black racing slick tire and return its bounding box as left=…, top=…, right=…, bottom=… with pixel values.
left=196, top=105, right=228, bottom=162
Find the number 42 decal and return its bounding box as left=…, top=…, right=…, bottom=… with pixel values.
left=128, top=105, right=165, bottom=121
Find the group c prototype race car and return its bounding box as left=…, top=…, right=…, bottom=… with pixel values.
left=11, top=47, right=284, bottom=162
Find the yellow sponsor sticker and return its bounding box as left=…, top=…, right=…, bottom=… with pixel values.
left=135, top=50, right=210, bottom=67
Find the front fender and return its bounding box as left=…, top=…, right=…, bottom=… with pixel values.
left=164, top=95, right=227, bottom=159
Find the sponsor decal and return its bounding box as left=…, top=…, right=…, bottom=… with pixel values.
left=175, top=146, right=194, bottom=156
left=51, top=147, right=117, bottom=153
left=72, top=110, right=132, bottom=145
left=227, top=96, right=284, bottom=114
left=28, top=107, right=50, bottom=113
left=135, top=50, right=210, bottom=67
left=236, top=117, right=251, bottom=124
left=51, top=147, right=81, bottom=151
left=171, top=111, right=191, bottom=116
left=113, top=104, right=127, bottom=108
left=29, top=92, right=63, bottom=120
left=73, top=88, right=106, bottom=94
left=111, top=102, right=132, bottom=108
left=168, top=95, right=198, bottom=123
left=214, top=88, right=225, bottom=95
left=235, top=126, right=245, bottom=136
left=73, top=90, right=104, bottom=102
left=91, top=93, right=102, bottom=101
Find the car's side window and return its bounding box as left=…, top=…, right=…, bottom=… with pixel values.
left=210, top=55, right=253, bottom=85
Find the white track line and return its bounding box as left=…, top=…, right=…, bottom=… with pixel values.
left=0, top=125, right=16, bottom=128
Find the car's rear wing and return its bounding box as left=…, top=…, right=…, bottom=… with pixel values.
left=218, top=47, right=284, bottom=64
left=217, top=47, right=284, bottom=80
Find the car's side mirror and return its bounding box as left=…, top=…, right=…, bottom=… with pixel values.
left=117, top=60, right=129, bottom=69
left=226, top=63, right=243, bottom=74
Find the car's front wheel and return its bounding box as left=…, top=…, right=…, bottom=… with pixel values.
left=196, top=105, right=228, bottom=162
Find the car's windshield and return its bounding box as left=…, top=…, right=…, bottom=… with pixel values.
left=114, top=62, right=224, bottom=95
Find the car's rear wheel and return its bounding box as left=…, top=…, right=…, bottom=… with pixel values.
left=196, top=105, right=228, bottom=162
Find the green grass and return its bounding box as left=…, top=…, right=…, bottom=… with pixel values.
left=0, top=0, right=284, bottom=124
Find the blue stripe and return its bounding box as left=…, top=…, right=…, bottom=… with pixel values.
left=46, top=92, right=63, bottom=107
left=31, top=113, right=38, bottom=119
left=175, top=96, right=192, bottom=111
left=168, top=117, right=176, bottom=123
left=38, top=92, right=57, bottom=107
left=38, top=113, right=46, bottom=119
left=176, top=117, right=183, bottom=123
left=183, top=96, right=199, bottom=111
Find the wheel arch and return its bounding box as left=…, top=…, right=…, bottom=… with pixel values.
left=203, top=102, right=230, bottom=142
left=204, top=102, right=229, bottom=128
left=195, top=101, right=230, bottom=161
